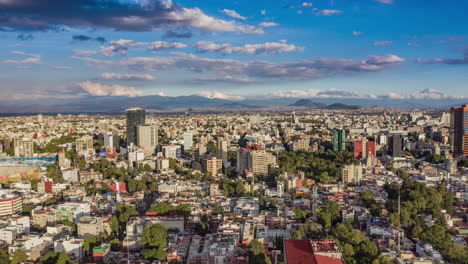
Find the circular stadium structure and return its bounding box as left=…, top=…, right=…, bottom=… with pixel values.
left=0, top=164, right=41, bottom=183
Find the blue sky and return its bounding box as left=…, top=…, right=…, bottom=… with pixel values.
left=0, top=0, right=467, bottom=101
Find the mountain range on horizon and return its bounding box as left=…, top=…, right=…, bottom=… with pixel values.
left=0, top=95, right=465, bottom=114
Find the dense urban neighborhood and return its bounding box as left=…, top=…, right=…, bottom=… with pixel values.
left=0, top=106, right=467, bottom=264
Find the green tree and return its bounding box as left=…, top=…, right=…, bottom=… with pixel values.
left=83, top=236, right=100, bottom=252
left=293, top=208, right=308, bottom=221
left=109, top=215, right=119, bottom=236
left=151, top=203, right=173, bottom=215
left=176, top=203, right=191, bottom=217
left=142, top=224, right=168, bottom=249
left=11, top=250, right=28, bottom=264
left=57, top=251, right=71, bottom=264
left=143, top=249, right=167, bottom=261
left=0, top=249, right=9, bottom=264
left=249, top=239, right=265, bottom=256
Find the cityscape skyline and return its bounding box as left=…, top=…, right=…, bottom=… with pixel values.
left=1, top=0, right=468, bottom=102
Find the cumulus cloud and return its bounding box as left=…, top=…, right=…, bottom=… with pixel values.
left=167, top=7, right=263, bottom=34
left=259, top=22, right=279, bottom=28
left=194, top=41, right=301, bottom=55
left=374, top=40, right=393, bottom=47
left=302, top=2, right=313, bottom=7
left=3, top=50, right=41, bottom=64
left=77, top=81, right=142, bottom=97
left=147, top=41, right=187, bottom=51
left=221, top=9, right=246, bottom=20
left=73, top=53, right=404, bottom=81
left=197, top=91, right=245, bottom=100
left=260, top=10, right=266, bottom=15
left=99, top=39, right=147, bottom=57
left=195, top=75, right=257, bottom=84
left=99, top=72, right=156, bottom=81
left=0, top=0, right=263, bottom=34
left=316, top=9, right=342, bottom=16
left=385, top=88, right=466, bottom=99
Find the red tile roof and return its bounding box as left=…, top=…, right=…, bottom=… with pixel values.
left=284, top=240, right=345, bottom=264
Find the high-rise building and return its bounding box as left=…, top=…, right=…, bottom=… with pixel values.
left=183, top=131, right=193, bottom=151
left=137, top=124, right=158, bottom=157
left=126, top=108, right=146, bottom=146
left=333, top=129, right=346, bottom=152
left=341, top=164, right=363, bottom=184
left=450, top=104, right=468, bottom=157
left=248, top=150, right=276, bottom=175
left=14, top=138, right=34, bottom=157
left=388, top=135, right=403, bottom=157
left=216, top=138, right=228, bottom=162
left=236, top=145, right=276, bottom=175
left=37, top=114, right=43, bottom=123
left=354, top=138, right=376, bottom=159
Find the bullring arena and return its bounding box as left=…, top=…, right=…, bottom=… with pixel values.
left=0, top=164, right=40, bottom=184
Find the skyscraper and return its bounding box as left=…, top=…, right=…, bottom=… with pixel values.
left=388, top=135, right=403, bottom=157
left=333, top=129, right=346, bottom=152
left=137, top=124, right=158, bottom=157
left=126, top=108, right=145, bottom=146
left=450, top=104, right=468, bottom=157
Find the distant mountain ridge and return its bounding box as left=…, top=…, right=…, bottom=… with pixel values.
left=0, top=94, right=465, bottom=113
left=289, top=99, right=327, bottom=108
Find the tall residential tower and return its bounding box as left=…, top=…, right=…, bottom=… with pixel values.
left=450, top=104, right=468, bottom=157
left=126, top=108, right=146, bottom=146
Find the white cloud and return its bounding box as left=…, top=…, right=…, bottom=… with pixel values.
left=195, top=75, right=257, bottom=84
left=197, top=91, right=245, bottom=100
left=99, top=39, right=147, bottom=57
left=168, top=7, right=263, bottom=34
left=73, top=53, right=404, bottom=81
left=302, top=2, right=313, bottom=7
left=194, top=41, right=300, bottom=55
left=267, top=88, right=368, bottom=99
left=260, top=10, right=266, bottom=15
left=147, top=41, right=187, bottom=51
left=352, top=31, right=363, bottom=36
left=316, top=9, right=342, bottom=16
left=386, top=88, right=466, bottom=99
left=259, top=22, right=279, bottom=28
left=77, top=81, right=142, bottom=97
left=99, top=72, right=156, bottom=81
left=374, top=0, right=394, bottom=4
left=3, top=51, right=42, bottom=64
left=373, top=40, right=393, bottom=47
left=221, top=9, right=246, bottom=20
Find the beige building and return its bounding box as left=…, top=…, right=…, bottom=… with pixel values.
left=78, top=216, right=104, bottom=238
left=0, top=193, right=22, bottom=216
left=203, top=157, right=222, bottom=176
left=76, top=136, right=93, bottom=152
left=137, top=124, right=158, bottom=157
left=216, top=139, right=228, bottom=162
left=248, top=150, right=276, bottom=176
left=14, top=138, right=34, bottom=157
left=341, top=164, right=363, bottom=184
